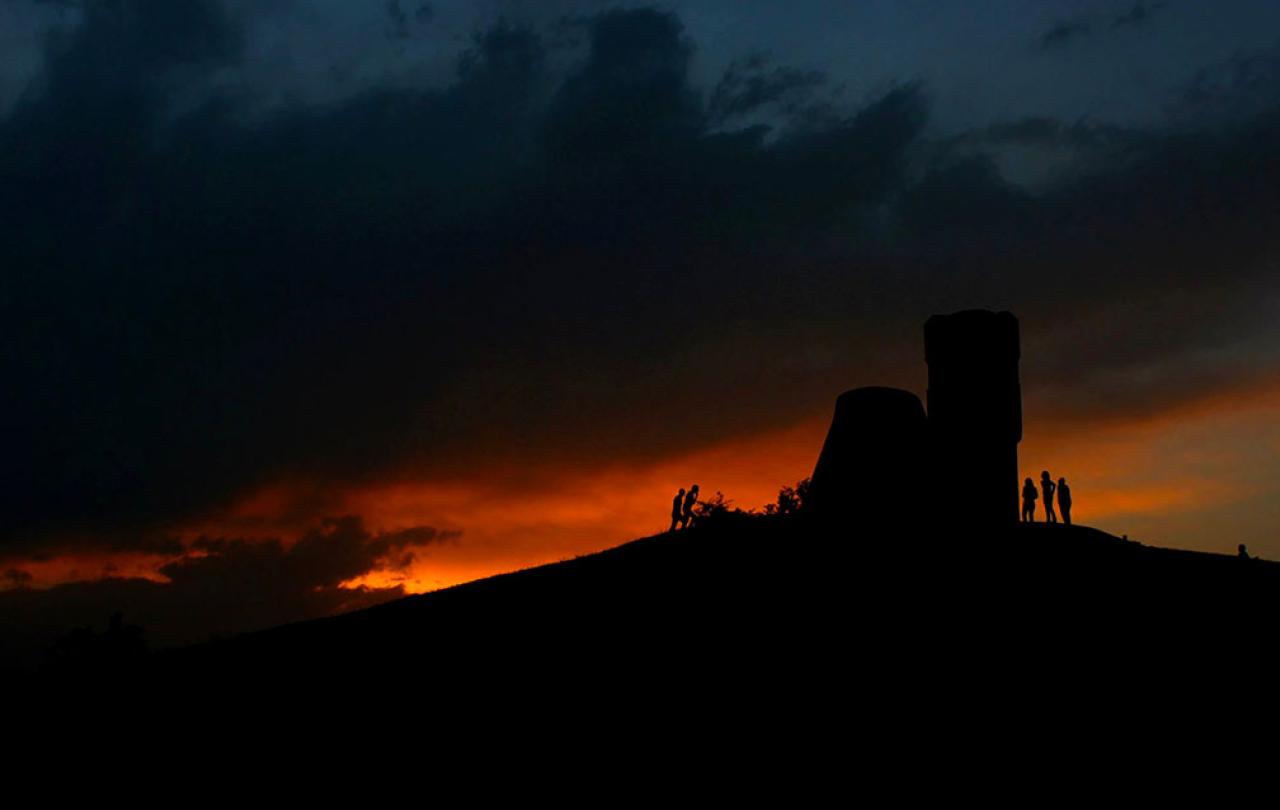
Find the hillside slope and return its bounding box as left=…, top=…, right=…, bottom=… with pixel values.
left=138, top=515, right=1280, bottom=703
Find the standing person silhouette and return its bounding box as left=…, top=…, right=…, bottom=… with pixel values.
left=1040, top=471, right=1057, bottom=523
left=1021, top=477, right=1038, bottom=523
left=681, top=484, right=699, bottom=529
left=1057, top=477, right=1072, bottom=526
left=670, top=488, right=686, bottom=532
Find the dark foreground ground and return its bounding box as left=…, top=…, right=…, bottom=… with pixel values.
left=16, top=514, right=1280, bottom=731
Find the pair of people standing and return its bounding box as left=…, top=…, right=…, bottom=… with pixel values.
left=669, top=484, right=699, bottom=532
left=1021, top=471, right=1072, bottom=525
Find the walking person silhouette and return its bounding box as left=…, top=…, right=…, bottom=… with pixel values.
left=1021, top=477, right=1038, bottom=523
left=1057, top=477, right=1072, bottom=526
left=1040, top=471, right=1057, bottom=523
left=681, top=484, right=699, bottom=529
left=670, top=488, right=686, bottom=532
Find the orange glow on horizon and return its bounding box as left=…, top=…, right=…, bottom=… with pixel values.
left=8, top=379, right=1280, bottom=596
left=3, top=551, right=174, bottom=590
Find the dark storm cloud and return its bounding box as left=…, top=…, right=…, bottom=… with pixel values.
left=1, top=2, right=552, bottom=549
left=1040, top=19, right=1094, bottom=49
left=3, top=569, right=33, bottom=586
left=2, top=1, right=1279, bottom=558
left=0, top=3, right=928, bottom=552
left=1170, top=44, right=1280, bottom=125
left=172, top=516, right=454, bottom=597
left=1039, top=2, right=1164, bottom=49
left=108, top=534, right=186, bottom=556
left=900, top=98, right=1280, bottom=421
left=0, top=516, right=453, bottom=667
left=708, top=53, right=831, bottom=129
left=1112, top=2, right=1164, bottom=29
left=959, top=116, right=1144, bottom=152
left=543, top=7, right=701, bottom=158
left=385, top=0, right=433, bottom=40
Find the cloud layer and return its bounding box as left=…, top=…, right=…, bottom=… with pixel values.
left=0, top=515, right=452, bottom=667
left=1, top=0, right=1279, bottom=566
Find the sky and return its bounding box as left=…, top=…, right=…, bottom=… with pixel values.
left=2, top=0, right=1279, bottom=660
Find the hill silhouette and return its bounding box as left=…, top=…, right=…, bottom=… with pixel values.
left=21, top=309, right=1280, bottom=712
left=78, top=514, right=1269, bottom=706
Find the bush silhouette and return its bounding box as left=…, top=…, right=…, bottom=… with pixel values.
left=764, top=478, right=811, bottom=516
left=42, top=611, right=148, bottom=678
left=692, top=491, right=735, bottom=527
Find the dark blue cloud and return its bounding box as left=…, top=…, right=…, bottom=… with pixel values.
left=1039, top=1, right=1165, bottom=49
left=708, top=53, right=832, bottom=130
left=1041, top=18, right=1094, bottom=49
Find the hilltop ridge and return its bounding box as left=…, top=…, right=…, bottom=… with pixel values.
left=140, top=515, right=1280, bottom=695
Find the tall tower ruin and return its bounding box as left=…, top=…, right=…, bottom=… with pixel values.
left=924, top=310, right=1022, bottom=528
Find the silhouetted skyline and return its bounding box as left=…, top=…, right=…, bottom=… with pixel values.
left=3, top=1, right=1280, bottom=661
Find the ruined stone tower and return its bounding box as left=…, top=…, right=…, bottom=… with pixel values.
left=924, top=310, right=1022, bottom=528
left=808, top=310, right=1022, bottom=532
left=807, top=386, right=927, bottom=525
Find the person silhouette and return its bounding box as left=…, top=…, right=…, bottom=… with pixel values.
left=1021, top=477, right=1038, bottom=523
left=1040, top=471, right=1057, bottom=523
left=670, top=488, right=685, bottom=532
left=681, top=484, right=699, bottom=529
left=1238, top=543, right=1250, bottom=559
left=1057, top=477, right=1072, bottom=526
